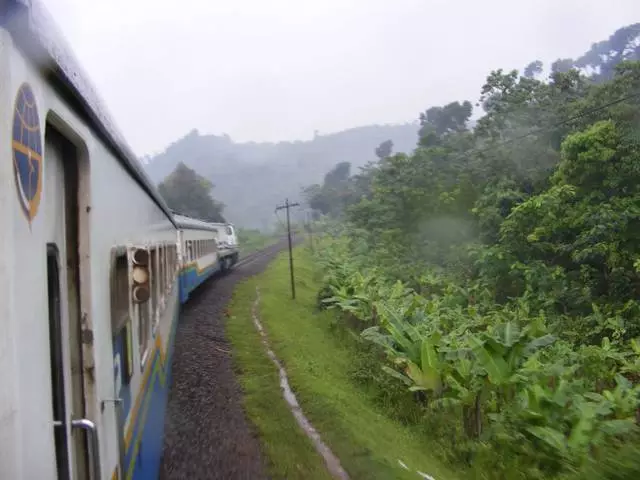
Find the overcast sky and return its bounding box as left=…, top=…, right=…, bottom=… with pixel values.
left=45, top=0, right=639, bottom=157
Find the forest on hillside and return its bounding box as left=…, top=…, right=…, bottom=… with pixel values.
left=144, top=123, right=419, bottom=229
left=306, top=23, right=640, bottom=479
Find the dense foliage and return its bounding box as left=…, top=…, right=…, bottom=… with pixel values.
left=308, top=23, right=640, bottom=479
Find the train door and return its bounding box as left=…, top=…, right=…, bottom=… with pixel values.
left=44, top=128, right=96, bottom=480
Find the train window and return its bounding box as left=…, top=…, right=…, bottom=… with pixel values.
left=150, top=248, right=159, bottom=333
left=169, top=245, right=175, bottom=286
left=162, top=245, right=168, bottom=293
left=111, top=252, right=132, bottom=389
left=158, top=246, right=165, bottom=297
left=110, top=254, right=130, bottom=334
left=138, top=300, right=151, bottom=366
left=173, top=245, right=178, bottom=274
left=186, top=241, right=192, bottom=262
left=174, top=244, right=178, bottom=271
left=167, top=245, right=174, bottom=287
left=164, top=245, right=171, bottom=291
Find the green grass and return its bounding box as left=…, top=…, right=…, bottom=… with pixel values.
left=237, top=228, right=280, bottom=257
left=226, top=245, right=460, bottom=480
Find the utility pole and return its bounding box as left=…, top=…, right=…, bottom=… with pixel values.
left=275, top=198, right=300, bottom=299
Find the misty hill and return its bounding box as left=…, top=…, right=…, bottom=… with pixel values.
left=144, top=123, right=420, bottom=229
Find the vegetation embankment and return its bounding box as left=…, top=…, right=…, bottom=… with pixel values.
left=226, top=246, right=458, bottom=480
left=299, top=24, right=640, bottom=480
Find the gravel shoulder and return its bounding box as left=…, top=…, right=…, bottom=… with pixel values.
left=160, top=241, right=290, bottom=480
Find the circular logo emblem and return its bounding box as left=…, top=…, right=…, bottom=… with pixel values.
left=12, top=83, right=43, bottom=223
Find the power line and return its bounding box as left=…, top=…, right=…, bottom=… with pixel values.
left=413, top=89, right=640, bottom=168
left=467, top=89, right=640, bottom=159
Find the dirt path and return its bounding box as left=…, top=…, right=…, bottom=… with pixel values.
left=160, top=241, right=291, bottom=480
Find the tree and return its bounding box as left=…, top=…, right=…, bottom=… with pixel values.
left=375, top=140, right=394, bottom=159
left=158, top=162, right=226, bottom=222
left=323, top=161, right=351, bottom=187
left=524, top=60, right=543, bottom=79
left=574, top=23, right=640, bottom=81
left=418, top=100, right=473, bottom=147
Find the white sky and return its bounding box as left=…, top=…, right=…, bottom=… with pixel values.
left=45, top=0, right=640, bottom=157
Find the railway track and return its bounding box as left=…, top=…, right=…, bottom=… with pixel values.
left=160, top=237, right=302, bottom=480
left=234, top=238, right=292, bottom=268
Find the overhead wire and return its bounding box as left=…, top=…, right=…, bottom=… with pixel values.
left=419, top=89, right=640, bottom=165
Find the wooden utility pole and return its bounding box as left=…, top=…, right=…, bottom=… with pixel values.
left=275, top=198, right=300, bottom=299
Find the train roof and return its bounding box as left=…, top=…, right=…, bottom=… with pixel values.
left=173, top=214, right=227, bottom=232
left=0, top=0, right=176, bottom=226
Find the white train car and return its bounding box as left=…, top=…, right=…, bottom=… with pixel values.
left=173, top=213, right=221, bottom=303
left=0, top=2, right=181, bottom=480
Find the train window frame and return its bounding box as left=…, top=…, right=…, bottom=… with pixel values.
left=137, top=246, right=152, bottom=368
left=187, top=240, right=193, bottom=262
left=151, top=247, right=160, bottom=336
left=158, top=245, right=165, bottom=301
left=110, top=247, right=134, bottom=388
left=110, top=249, right=131, bottom=336
left=167, top=245, right=174, bottom=291
left=162, top=245, right=171, bottom=295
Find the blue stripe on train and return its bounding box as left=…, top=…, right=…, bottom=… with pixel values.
left=178, top=261, right=220, bottom=303
left=120, top=261, right=219, bottom=479
left=123, top=296, right=180, bottom=480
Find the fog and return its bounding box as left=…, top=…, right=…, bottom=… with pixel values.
left=46, top=0, right=639, bottom=156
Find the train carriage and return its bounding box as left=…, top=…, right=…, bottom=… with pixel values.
left=174, top=214, right=221, bottom=303
left=0, top=2, right=231, bottom=479
left=173, top=214, right=240, bottom=303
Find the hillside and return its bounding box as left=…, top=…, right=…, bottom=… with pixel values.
left=143, top=123, right=419, bottom=229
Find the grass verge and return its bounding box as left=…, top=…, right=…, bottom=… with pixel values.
left=226, top=245, right=460, bottom=480
left=237, top=229, right=280, bottom=257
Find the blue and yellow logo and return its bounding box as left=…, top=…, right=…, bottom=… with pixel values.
left=12, top=83, right=43, bottom=223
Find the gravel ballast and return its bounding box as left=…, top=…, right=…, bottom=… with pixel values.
left=160, top=241, right=291, bottom=480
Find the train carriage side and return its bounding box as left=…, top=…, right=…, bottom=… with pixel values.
left=0, top=3, right=180, bottom=480
left=174, top=214, right=221, bottom=303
